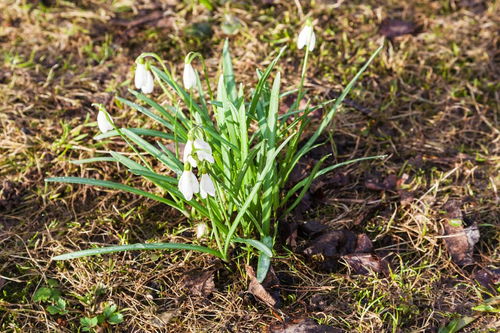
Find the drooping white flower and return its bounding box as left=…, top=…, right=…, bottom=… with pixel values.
left=297, top=24, right=316, bottom=51
left=183, top=63, right=197, bottom=90
left=196, top=223, right=208, bottom=239
left=178, top=170, right=199, bottom=201
left=193, top=139, right=214, bottom=163
left=134, top=63, right=154, bottom=94
left=199, top=173, right=215, bottom=199
left=141, top=70, right=154, bottom=94
left=183, top=138, right=214, bottom=167
left=183, top=140, right=198, bottom=167
left=97, top=110, right=114, bottom=133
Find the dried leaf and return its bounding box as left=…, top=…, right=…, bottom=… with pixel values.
left=303, top=230, right=357, bottom=257
left=474, top=268, right=500, bottom=292
left=299, top=220, right=327, bottom=237
left=181, top=269, right=215, bottom=297
left=379, top=19, right=419, bottom=38
left=342, top=253, right=390, bottom=276
left=246, top=265, right=280, bottom=308
left=269, top=318, right=343, bottom=333
left=279, top=220, right=298, bottom=248
left=443, top=200, right=480, bottom=266
left=365, top=174, right=398, bottom=192
left=354, top=234, right=373, bottom=253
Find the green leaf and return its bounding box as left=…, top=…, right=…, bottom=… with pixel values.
left=286, top=44, right=383, bottom=185
left=70, top=157, right=116, bottom=165
left=129, top=89, right=189, bottom=140
left=438, top=316, right=477, bottom=333
left=120, top=128, right=182, bottom=174
left=233, top=237, right=272, bottom=257
left=46, top=305, right=61, bottom=315
left=103, top=304, right=117, bottom=318
left=94, top=128, right=179, bottom=142
left=222, top=39, right=236, bottom=102
left=52, top=242, right=224, bottom=260
left=80, top=316, right=99, bottom=328
left=472, top=304, right=499, bottom=313
left=256, top=236, right=273, bottom=283
left=107, top=312, right=124, bottom=325
left=223, top=133, right=296, bottom=255
left=33, top=287, right=60, bottom=302
left=45, top=177, right=186, bottom=215
left=46, top=298, right=67, bottom=315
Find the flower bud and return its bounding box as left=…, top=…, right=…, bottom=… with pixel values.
left=183, top=62, right=197, bottom=90
left=97, top=110, right=114, bottom=133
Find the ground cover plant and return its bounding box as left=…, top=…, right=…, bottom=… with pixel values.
left=1, top=0, right=499, bottom=332
left=46, top=21, right=383, bottom=282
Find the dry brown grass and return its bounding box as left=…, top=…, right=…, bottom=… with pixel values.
left=1, top=0, right=499, bottom=332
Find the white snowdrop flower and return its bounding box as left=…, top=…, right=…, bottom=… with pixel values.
left=196, top=223, right=208, bottom=239
left=297, top=23, right=316, bottom=51
left=141, top=70, right=154, bottom=94
left=199, top=173, right=215, bottom=199
left=178, top=170, right=199, bottom=201
left=134, top=63, right=154, bottom=94
left=97, top=110, right=114, bottom=133
left=183, top=62, right=197, bottom=90
left=183, top=140, right=198, bottom=167
left=194, top=139, right=214, bottom=163
left=183, top=138, right=214, bottom=166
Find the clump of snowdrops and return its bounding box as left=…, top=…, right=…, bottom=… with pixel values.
left=47, top=21, right=382, bottom=281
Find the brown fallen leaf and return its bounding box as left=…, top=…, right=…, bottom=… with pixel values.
left=181, top=269, right=215, bottom=297
left=246, top=265, right=280, bottom=308
left=354, top=234, right=373, bottom=253
left=299, top=220, right=328, bottom=237
left=474, top=268, right=500, bottom=293
left=342, top=253, right=390, bottom=276
left=279, top=220, right=298, bottom=249
left=365, top=173, right=399, bottom=192
left=303, top=230, right=357, bottom=257
left=269, top=318, right=343, bottom=333
left=443, top=200, right=480, bottom=266
left=303, top=229, right=379, bottom=273
left=379, top=18, right=419, bottom=39
left=111, top=11, right=164, bottom=28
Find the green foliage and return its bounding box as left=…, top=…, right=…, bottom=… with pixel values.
left=33, top=283, right=68, bottom=315
left=46, top=35, right=382, bottom=278
left=81, top=303, right=124, bottom=332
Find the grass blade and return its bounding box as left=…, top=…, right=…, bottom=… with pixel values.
left=52, top=242, right=224, bottom=260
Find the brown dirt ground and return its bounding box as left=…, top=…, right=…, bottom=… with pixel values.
left=0, top=0, right=499, bottom=332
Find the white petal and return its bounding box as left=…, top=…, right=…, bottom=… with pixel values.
left=134, top=63, right=147, bottom=89
left=183, top=140, right=197, bottom=167
left=189, top=171, right=200, bottom=194
left=178, top=171, right=193, bottom=201
left=297, top=25, right=310, bottom=49
left=297, top=25, right=314, bottom=50
left=97, top=110, right=114, bottom=133
left=194, top=139, right=214, bottom=163
left=308, top=31, right=316, bottom=51
left=141, top=70, right=154, bottom=94
left=183, top=63, right=197, bottom=90
left=196, top=223, right=207, bottom=238
left=200, top=173, right=215, bottom=198
left=179, top=170, right=198, bottom=200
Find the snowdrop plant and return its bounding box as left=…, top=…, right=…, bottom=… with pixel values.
left=97, top=110, right=114, bottom=133
left=46, top=21, right=383, bottom=281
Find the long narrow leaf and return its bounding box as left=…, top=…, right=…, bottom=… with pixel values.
left=52, top=242, right=224, bottom=260
left=232, top=237, right=272, bottom=257
left=45, top=177, right=186, bottom=215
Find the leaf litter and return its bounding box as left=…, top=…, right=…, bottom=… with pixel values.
left=442, top=200, right=480, bottom=266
